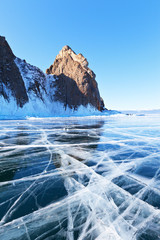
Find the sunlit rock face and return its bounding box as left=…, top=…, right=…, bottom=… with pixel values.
left=0, top=36, right=28, bottom=107
left=46, top=45, right=104, bottom=111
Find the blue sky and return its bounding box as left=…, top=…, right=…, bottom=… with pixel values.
left=0, top=0, right=160, bottom=110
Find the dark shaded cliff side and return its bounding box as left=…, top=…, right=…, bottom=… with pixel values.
left=0, top=36, right=28, bottom=107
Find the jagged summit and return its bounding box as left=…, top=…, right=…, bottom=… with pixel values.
left=47, top=45, right=90, bottom=71
left=46, top=46, right=104, bottom=111
left=53, top=45, right=89, bottom=69
left=0, top=36, right=14, bottom=56
left=61, top=45, right=72, bottom=51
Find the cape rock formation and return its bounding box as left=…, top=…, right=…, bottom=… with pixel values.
left=0, top=36, right=105, bottom=118
left=46, top=45, right=104, bottom=111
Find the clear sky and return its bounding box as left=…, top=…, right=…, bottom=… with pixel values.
left=0, top=0, right=160, bottom=110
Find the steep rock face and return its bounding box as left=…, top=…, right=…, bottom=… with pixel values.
left=0, top=36, right=28, bottom=107
left=46, top=45, right=104, bottom=111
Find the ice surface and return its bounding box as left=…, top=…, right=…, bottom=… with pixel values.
left=0, top=114, right=160, bottom=239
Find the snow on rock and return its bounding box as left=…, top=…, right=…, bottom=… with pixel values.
left=0, top=36, right=106, bottom=119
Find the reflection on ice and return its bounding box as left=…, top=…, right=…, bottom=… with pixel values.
left=0, top=115, right=160, bottom=239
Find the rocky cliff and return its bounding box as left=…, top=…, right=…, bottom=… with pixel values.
left=46, top=45, right=104, bottom=111
left=0, top=36, right=28, bottom=107
left=0, top=36, right=105, bottom=118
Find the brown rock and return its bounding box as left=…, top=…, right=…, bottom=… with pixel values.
left=0, top=36, right=28, bottom=107
left=46, top=45, right=104, bottom=111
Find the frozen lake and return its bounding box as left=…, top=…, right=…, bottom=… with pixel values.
left=0, top=114, right=160, bottom=240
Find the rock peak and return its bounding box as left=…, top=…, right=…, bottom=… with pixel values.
left=61, top=45, right=72, bottom=51
left=51, top=46, right=89, bottom=72
left=46, top=47, right=104, bottom=111
left=0, top=36, right=6, bottom=41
